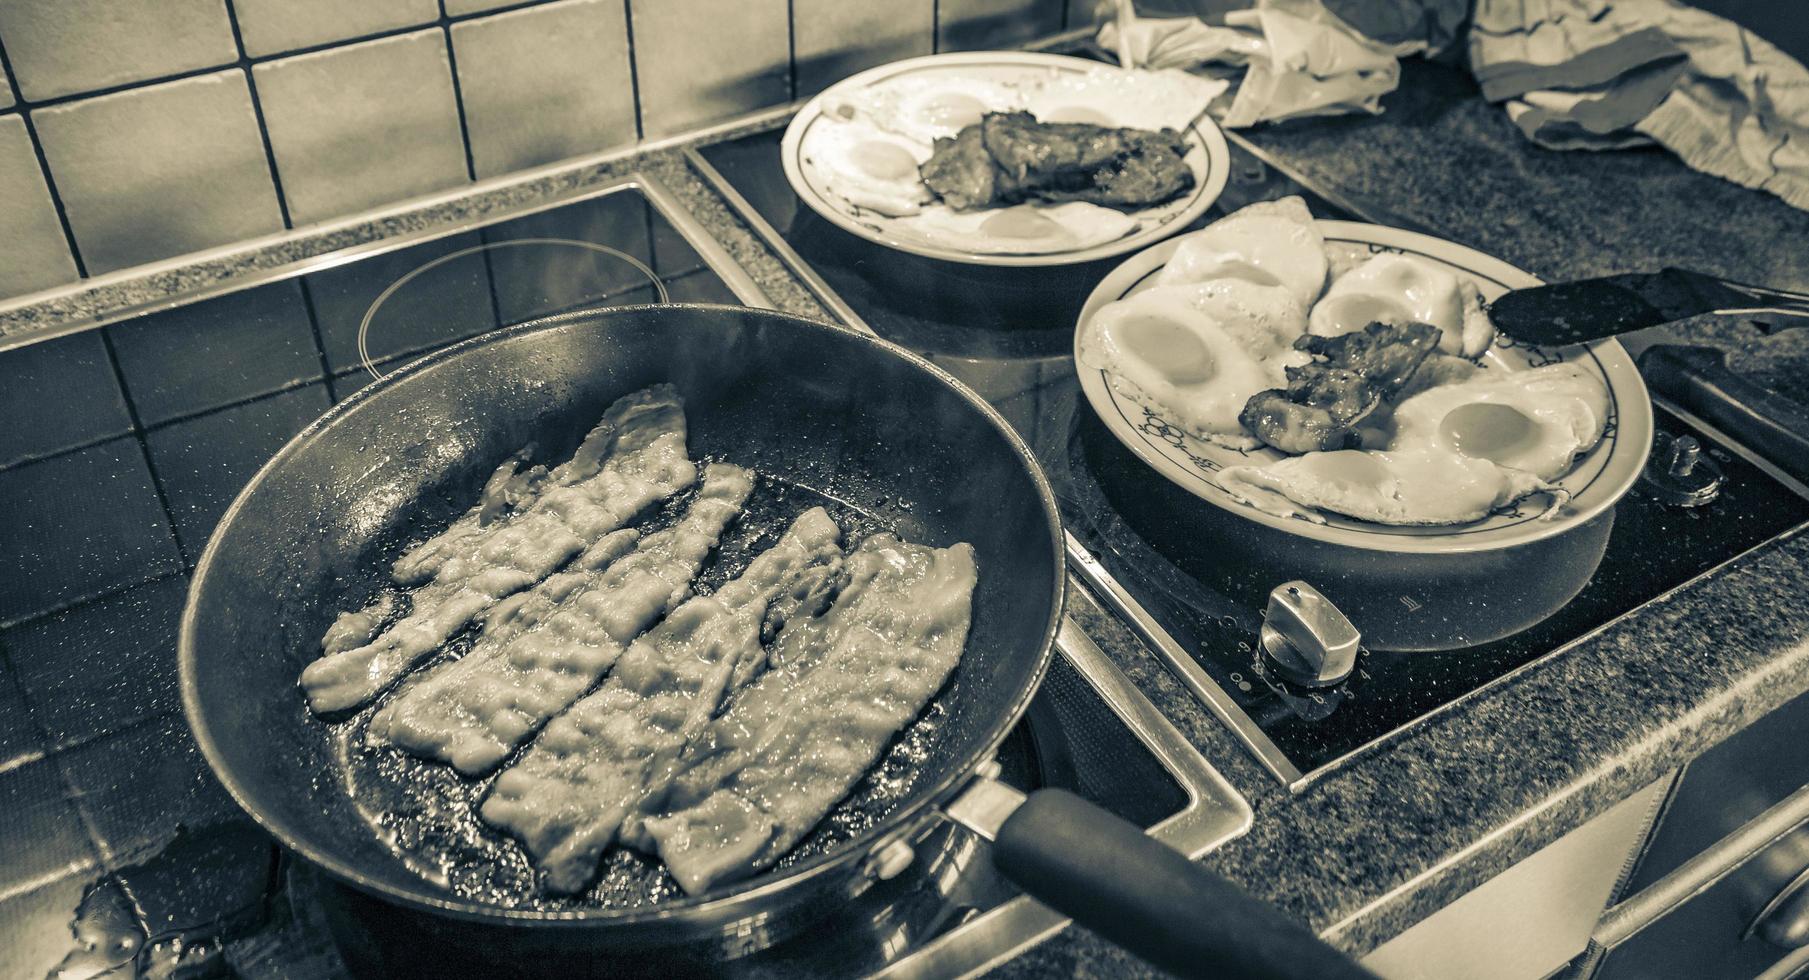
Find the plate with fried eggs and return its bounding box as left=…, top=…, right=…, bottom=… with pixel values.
left=781, top=52, right=1231, bottom=266
left=1074, top=197, right=1654, bottom=553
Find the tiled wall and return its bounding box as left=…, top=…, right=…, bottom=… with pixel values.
left=0, top=0, right=1076, bottom=302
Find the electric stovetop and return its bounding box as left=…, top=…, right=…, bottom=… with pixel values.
left=0, top=175, right=1245, bottom=979
left=690, top=126, right=1809, bottom=790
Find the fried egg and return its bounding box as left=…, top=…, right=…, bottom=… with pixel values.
left=1218, top=362, right=1608, bottom=525
left=1078, top=288, right=1290, bottom=446
left=1156, top=197, right=1328, bottom=309
left=1023, top=66, right=1227, bottom=131
left=801, top=119, right=934, bottom=217
left=1308, top=253, right=1496, bottom=356
left=906, top=202, right=1138, bottom=254
left=1383, top=363, right=1609, bottom=480
left=825, top=76, right=1023, bottom=146
left=1218, top=448, right=1552, bottom=525
left=1143, top=279, right=1310, bottom=359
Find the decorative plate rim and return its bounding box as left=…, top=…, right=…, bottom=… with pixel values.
left=780, top=51, right=1233, bottom=268
left=1073, top=218, right=1656, bottom=554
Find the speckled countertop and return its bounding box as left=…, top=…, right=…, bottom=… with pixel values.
left=7, top=57, right=1809, bottom=979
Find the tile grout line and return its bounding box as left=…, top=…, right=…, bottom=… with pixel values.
left=0, top=2, right=551, bottom=120
left=439, top=9, right=482, bottom=184
left=0, top=37, right=90, bottom=278
left=222, top=0, right=296, bottom=230
left=475, top=226, right=508, bottom=332
left=0, top=375, right=332, bottom=481
left=0, top=568, right=186, bottom=633
left=786, top=0, right=798, bottom=103
left=641, top=193, right=660, bottom=277
left=0, top=430, right=131, bottom=474
left=621, top=0, right=646, bottom=141
left=0, top=633, right=59, bottom=776
left=96, top=330, right=191, bottom=568
left=293, top=277, right=339, bottom=398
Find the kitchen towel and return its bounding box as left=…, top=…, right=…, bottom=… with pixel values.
left=1471, top=0, right=1809, bottom=210
left=1099, top=0, right=1444, bottom=127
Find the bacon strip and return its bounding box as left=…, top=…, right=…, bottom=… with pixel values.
left=368, top=465, right=757, bottom=773
left=300, top=386, right=694, bottom=713
left=480, top=508, right=846, bottom=894
left=638, top=536, right=975, bottom=895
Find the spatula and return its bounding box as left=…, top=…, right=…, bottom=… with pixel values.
left=1487, top=268, right=1809, bottom=346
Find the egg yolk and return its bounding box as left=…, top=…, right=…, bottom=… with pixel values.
left=980, top=207, right=1064, bottom=240
left=921, top=93, right=989, bottom=131
left=850, top=140, right=919, bottom=181
left=1439, top=402, right=1539, bottom=464
left=1039, top=105, right=1113, bottom=126
left=1118, top=313, right=1216, bottom=384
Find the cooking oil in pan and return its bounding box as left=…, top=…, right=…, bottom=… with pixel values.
left=328, top=470, right=954, bottom=912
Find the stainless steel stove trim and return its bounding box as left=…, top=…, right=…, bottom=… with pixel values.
left=681, top=145, right=866, bottom=329
left=0, top=172, right=771, bottom=354
left=872, top=616, right=1253, bottom=980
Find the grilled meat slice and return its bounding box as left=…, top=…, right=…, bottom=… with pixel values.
left=1295, top=322, right=1442, bottom=397
left=981, top=111, right=1193, bottom=209
left=1241, top=322, right=1444, bottom=455
left=918, top=111, right=1194, bottom=212
left=918, top=125, right=1005, bottom=211
left=1240, top=390, right=1361, bottom=455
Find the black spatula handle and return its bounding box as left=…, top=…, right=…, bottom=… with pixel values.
left=993, top=789, right=1378, bottom=980
left=1490, top=269, right=1809, bottom=347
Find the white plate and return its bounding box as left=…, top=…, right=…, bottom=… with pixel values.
left=781, top=52, right=1231, bottom=268
left=1074, top=220, right=1655, bottom=554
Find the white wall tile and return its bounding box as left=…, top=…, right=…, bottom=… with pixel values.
left=630, top=0, right=789, bottom=138
left=232, top=0, right=440, bottom=57
left=793, top=0, right=934, bottom=96
left=32, top=70, right=283, bottom=274
left=0, top=116, right=78, bottom=296
left=451, top=0, right=636, bottom=178
left=253, top=29, right=470, bottom=226
left=444, top=0, right=522, bottom=14
left=0, top=0, right=237, bottom=101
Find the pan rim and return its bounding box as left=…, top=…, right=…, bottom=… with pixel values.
left=178, top=302, right=1065, bottom=927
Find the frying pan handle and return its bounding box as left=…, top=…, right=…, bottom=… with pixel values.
left=993, top=789, right=1378, bottom=980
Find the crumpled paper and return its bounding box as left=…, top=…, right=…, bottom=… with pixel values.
left=1470, top=0, right=1809, bottom=210
left=1098, top=0, right=1427, bottom=127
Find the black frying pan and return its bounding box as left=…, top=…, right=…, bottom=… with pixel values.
left=179, top=305, right=1371, bottom=978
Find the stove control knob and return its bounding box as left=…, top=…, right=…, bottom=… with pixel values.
left=1643, top=432, right=1723, bottom=507
left=1260, top=582, right=1359, bottom=688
